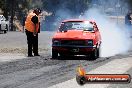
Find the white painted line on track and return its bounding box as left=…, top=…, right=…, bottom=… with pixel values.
left=48, top=57, right=132, bottom=88
left=0, top=53, right=26, bottom=62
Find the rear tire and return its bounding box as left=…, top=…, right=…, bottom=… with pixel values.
left=90, top=48, right=98, bottom=60
left=52, top=49, right=58, bottom=59
left=0, top=24, right=1, bottom=33
left=4, top=30, right=7, bottom=34
left=97, top=47, right=100, bottom=58
left=6, top=24, right=8, bottom=30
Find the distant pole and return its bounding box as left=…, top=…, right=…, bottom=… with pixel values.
left=10, top=0, right=14, bottom=31
left=116, top=0, right=120, bottom=25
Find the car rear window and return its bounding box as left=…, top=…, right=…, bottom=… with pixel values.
left=59, top=21, right=94, bottom=31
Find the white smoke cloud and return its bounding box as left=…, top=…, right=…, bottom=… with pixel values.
left=54, top=7, right=131, bottom=57
left=82, top=8, right=131, bottom=57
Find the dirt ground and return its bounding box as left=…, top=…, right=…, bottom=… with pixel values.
left=0, top=31, right=55, bottom=55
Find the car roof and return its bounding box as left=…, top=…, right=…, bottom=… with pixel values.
left=62, top=19, right=87, bottom=22
left=62, top=19, right=96, bottom=23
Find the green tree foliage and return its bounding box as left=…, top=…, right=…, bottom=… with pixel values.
left=43, top=0, right=91, bottom=15
left=0, top=0, right=5, bottom=10
left=41, top=0, right=92, bottom=30
left=126, top=0, right=132, bottom=9
left=1, top=0, right=92, bottom=19
left=1, top=0, right=92, bottom=30
left=0, top=0, right=30, bottom=19
left=0, top=0, right=7, bottom=18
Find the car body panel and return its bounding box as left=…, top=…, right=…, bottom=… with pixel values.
left=52, top=19, right=101, bottom=56
left=53, top=30, right=96, bottom=40
left=0, top=15, right=9, bottom=33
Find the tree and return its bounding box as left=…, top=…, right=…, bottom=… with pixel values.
left=42, top=0, right=92, bottom=31
left=1, top=0, right=92, bottom=31
left=0, top=0, right=5, bottom=10
left=126, top=0, right=132, bottom=10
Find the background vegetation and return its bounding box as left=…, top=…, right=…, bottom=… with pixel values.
left=0, top=0, right=132, bottom=31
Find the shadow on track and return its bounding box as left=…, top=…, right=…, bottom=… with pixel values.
left=51, top=55, right=97, bottom=61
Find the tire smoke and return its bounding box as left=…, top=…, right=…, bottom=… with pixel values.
left=82, top=8, right=131, bottom=57
left=54, top=7, right=130, bottom=57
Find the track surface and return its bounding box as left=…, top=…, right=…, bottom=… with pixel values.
left=0, top=32, right=132, bottom=88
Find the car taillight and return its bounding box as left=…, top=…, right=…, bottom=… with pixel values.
left=87, top=40, right=93, bottom=46
left=52, top=40, right=61, bottom=45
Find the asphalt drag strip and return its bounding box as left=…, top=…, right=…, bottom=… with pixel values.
left=0, top=53, right=131, bottom=88
left=0, top=54, right=112, bottom=88
left=48, top=57, right=132, bottom=88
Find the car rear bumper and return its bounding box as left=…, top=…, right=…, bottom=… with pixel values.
left=0, top=24, right=8, bottom=31
left=52, top=45, right=96, bottom=55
